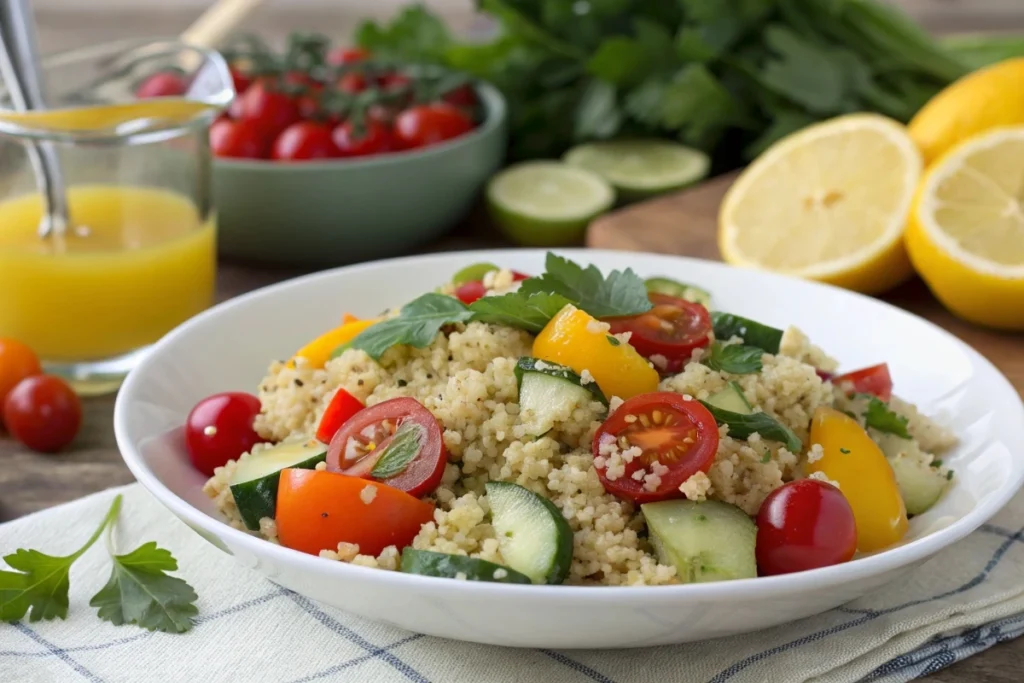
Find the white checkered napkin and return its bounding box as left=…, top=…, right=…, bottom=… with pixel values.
left=1, top=484, right=1022, bottom=683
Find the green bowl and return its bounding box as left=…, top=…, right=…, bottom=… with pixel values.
left=212, top=83, right=507, bottom=267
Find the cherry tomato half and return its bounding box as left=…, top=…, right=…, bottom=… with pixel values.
left=0, top=337, right=42, bottom=412
left=454, top=280, right=487, bottom=305
left=239, top=79, right=300, bottom=136
left=272, top=121, right=339, bottom=161
left=136, top=72, right=187, bottom=98
left=327, top=46, right=370, bottom=66
left=332, top=118, right=394, bottom=157
left=606, top=293, right=712, bottom=373
left=833, top=363, right=892, bottom=401
left=185, top=392, right=265, bottom=476
left=315, top=389, right=365, bottom=443
left=210, top=118, right=272, bottom=159
left=755, top=479, right=857, bottom=576
left=394, top=103, right=473, bottom=150
left=593, top=392, right=719, bottom=504
left=326, top=397, right=446, bottom=498
left=3, top=375, right=81, bottom=453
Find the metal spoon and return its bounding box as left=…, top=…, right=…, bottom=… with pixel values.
left=0, top=0, right=70, bottom=239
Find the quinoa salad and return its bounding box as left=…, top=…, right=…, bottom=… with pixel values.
left=194, top=255, right=958, bottom=586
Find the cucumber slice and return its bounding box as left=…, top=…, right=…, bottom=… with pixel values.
left=642, top=499, right=757, bottom=583
left=888, top=452, right=951, bottom=516
left=485, top=481, right=573, bottom=584
left=400, top=548, right=531, bottom=584
left=711, top=312, right=783, bottom=354
left=645, top=277, right=712, bottom=309
left=229, top=440, right=327, bottom=530
left=706, top=381, right=752, bottom=415
left=452, top=262, right=499, bottom=285
left=515, top=357, right=608, bottom=406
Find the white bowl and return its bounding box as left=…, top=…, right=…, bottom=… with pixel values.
left=114, top=249, right=1024, bottom=649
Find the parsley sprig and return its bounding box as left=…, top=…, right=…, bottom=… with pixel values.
left=0, top=495, right=198, bottom=633
left=702, top=342, right=764, bottom=375
left=863, top=396, right=911, bottom=439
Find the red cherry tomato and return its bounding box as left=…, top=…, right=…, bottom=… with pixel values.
left=327, top=46, right=370, bottom=65
left=605, top=293, right=712, bottom=373
left=756, top=479, right=857, bottom=576
left=338, top=72, right=368, bottom=94
left=0, top=337, right=42, bottom=412
left=815, top=368, right=834, bottom=382
left=136, top=71, right=187, bottom=98
left=296, top=93, right=323, bottom=120
left=393, top=103, right=473, bottom=150
left=832, top=363, right=892, bottom=401
left=315, top=389, right=365, bottom=443
left=332, top=118, right=394, bottom=157
left=210, top=118, right=272, bottom=159
left=592, top=392, right=719, bottom=504
left=185, top=392, right=265, bottom=476
left=326, top=397, right=446, bottom=498
left=379, top=71, right=412, bottom=90
left=272, top=121, right=339, bottom=161
left=3, top=375, right=81, bottom=453
left=239, top=79, right=300, bottom=136
left=229, top=66, right=251, bottom=96
left=454, top=280, right=487, bottom=305
left=442, top=84, right=478, bottom=109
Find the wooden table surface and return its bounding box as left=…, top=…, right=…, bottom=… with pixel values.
left=2, top=4, right=1023, bottom=681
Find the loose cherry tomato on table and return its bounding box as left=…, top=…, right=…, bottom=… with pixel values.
left=239, top=79, right=300, bottom=137
left=210, top=118, right=272, bottom=159
left=394, top=103, right=473, bottom=150
left=332, top=118, right=394, bottom=157
left=3, top=375, right=81, bottom=453
left=272, top=121, right=339, bottom=161
left=326, top=397, right=447, bottom=498
left=592, top=392, right=719, bottom=504
left=454, top=280, right=487, bottom=305
left=832, top=363, right=892, bottom=401
left=0, top=337, right=42, bottom=410
left=315, top=389, right=365, bottom=443
left=136, top=71, right=187, bottom=98
left=755, top=479, right=857, bottom=576
left=185, top=392, right=265, bottom=476
left=276, top=469, right=433, bottom=556
left=327, top=46, right=370, bottom=65
left=605, top=293, right=712, bottom=374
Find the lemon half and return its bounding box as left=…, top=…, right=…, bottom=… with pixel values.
left=720, top=114, right=922, bottom=294
left=907, top=126, right=1024, bottom=330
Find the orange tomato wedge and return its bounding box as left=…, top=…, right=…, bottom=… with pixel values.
left=276, top=469, right=434, bottom=556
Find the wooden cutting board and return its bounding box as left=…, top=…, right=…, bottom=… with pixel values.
left=586, top=172, right=739, bottom=257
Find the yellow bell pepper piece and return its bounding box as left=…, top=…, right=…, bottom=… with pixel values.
left=292, top=317, right=380, bottom=369
left=808, top=406, right=908, bottom=553
left=533, top=304, right=659, bottom=400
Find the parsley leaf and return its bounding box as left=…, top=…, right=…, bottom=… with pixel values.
left=351, top=293, right=473, bottom=360
left=370, top=422, right=425, bottom=479
left=699, top=401, right=802, bottom=453
left=863, top=397, right=911, bottom=439
left=354, top=5, right=451, bottom=62
left=1, top=495, right=122, bottom=623
left=703, top=343, right=764, bottom=375
left=520, top=253, right=652, bottom=319
left=90, top=539, right=198, bottom=634
left=468, top=291, right=572, bottom=333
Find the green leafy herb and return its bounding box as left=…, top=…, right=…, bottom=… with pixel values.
left=520, top=253, right=652, bottom=319
left=760, top=450, right=772, bottom=463
left=354, top=5, right=451, bottom=62
left=0, top=495, right=122, bottom=622
left=840, top=447, right=851, bottom=454
left=468, top=291, right=573, bottom=333
left=90, top=538, right=198, bottom=634
left=710, top=312, right=783, bottom=354
left=606, top=335, right=621, bottom=346
left=947, top=470, right=954, bottom=481
left=351, top=293, right=474, bottom=360
left=930, top=459, right=943, bottom=469
left=699, top=401, right=802, bottom=453
left=863, top=397, right=910, bottom=439
left=370, top=422, right=426, bottom=479
left=703, top=342, right=764, bottom=375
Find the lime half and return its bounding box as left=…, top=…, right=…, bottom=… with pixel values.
left=563, top=140, right=710, bottom=200
left=487, top=162, right=615, bottom=246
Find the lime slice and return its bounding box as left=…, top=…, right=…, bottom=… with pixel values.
left=563, top=140, right=710, bottom=200
left=487, top=162, right=614, bottom=247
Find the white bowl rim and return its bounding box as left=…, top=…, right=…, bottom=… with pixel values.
left=114, top=247, right=1024, bottom=603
